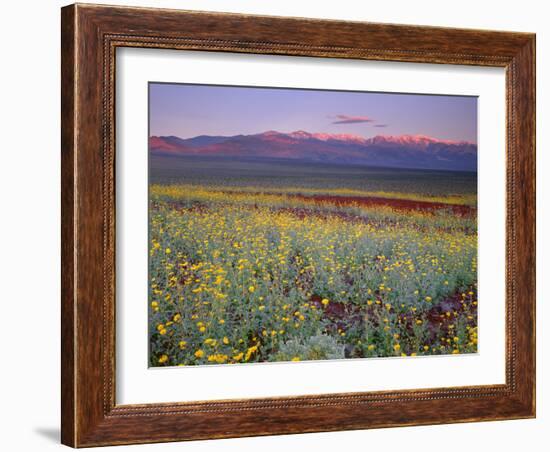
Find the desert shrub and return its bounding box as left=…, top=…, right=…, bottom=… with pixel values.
left=274, top=334, right=345, bottom=362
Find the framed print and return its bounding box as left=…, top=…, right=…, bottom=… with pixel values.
left=61, top=3, right=536, bottom=447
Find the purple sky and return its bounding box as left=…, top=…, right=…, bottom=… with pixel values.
left=149, top=83, right=477, bottom=143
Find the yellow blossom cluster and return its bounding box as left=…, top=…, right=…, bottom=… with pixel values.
left=148, top=184, right=478, bottom=366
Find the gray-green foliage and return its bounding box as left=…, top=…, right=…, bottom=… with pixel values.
left=274, top=334, right=345, bottom=361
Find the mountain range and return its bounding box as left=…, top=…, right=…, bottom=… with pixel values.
left=149, top=130, right=477, bottom=171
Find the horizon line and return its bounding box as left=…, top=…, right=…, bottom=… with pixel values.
left=149, top=129, right=477, bottom=145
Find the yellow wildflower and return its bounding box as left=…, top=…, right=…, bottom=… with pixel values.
left=158, top=354, right=168, bottom=364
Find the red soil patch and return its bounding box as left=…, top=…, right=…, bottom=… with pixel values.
left=153, top=190, right=475, bottom=217
left=291, top=193, right=475, bottom=216
left=310, top=287, right=477, bottom=356
left=214, top=188, right=475, bottom=216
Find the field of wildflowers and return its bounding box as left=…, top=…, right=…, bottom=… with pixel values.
left=149, top=163, right=478, bottom=367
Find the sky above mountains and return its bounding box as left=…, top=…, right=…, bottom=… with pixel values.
left=149, top=83, right=478, bottom=144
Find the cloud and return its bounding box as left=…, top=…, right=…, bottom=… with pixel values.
left=374, top=124, right=389, bottom=128
left=332, top=114, right=375, bottom=124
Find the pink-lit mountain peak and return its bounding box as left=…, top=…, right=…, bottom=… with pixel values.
left=256, top=130, right=365, bottom=141
left=366, top=134, right=472, bottom=147
left=149, top=130, right=477, bottom=171
left=255, top=130, right=471, bottom=146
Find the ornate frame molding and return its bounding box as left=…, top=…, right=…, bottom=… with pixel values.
left=62, top=4, right=535, bottom=447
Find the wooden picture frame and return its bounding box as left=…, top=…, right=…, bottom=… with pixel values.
left=61, top=3, right=535, bottom=447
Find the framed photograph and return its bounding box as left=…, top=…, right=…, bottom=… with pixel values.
left=61, top=3, right=535, bottom=447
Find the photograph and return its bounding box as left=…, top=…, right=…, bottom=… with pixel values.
left=148, top=83, right=479, bottom=367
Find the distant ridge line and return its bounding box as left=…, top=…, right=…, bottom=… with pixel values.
left=149, top=130, right=478, bottom=172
